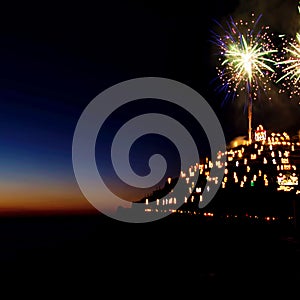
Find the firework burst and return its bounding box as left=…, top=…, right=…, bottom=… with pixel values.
left=212, top=13, right=278, bottom=102
left=211, top=13, right=278, bottom=143
left=276, top=2, right=300, bottom=99
left=276, top=34, right=300, bottom=98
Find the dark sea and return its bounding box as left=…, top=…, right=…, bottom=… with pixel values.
left=0, top=212, right=299, bottom=295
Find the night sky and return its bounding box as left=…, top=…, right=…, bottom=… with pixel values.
left=1, top=0, right=300, bottom=215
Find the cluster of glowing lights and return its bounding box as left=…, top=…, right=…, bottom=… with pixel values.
left=143, top=155, right=226, bottom=213
left=143, top=128, right=299, bottom=215
left=222, top=130, right=298, bottom=191
left=212, top=13, right=278, bottom=102
left=277, top=173, right=298, bottom=186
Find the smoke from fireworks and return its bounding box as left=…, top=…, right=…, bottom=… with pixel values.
left=211, top=13, right=278, bottom=103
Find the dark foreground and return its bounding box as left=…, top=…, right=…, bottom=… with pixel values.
left=0, top=213, right=300, bottom=295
